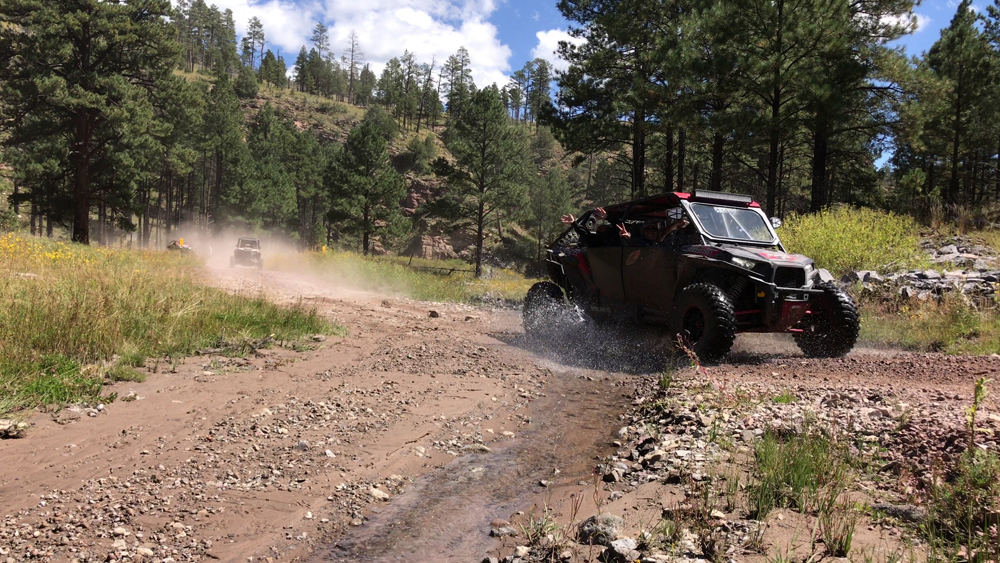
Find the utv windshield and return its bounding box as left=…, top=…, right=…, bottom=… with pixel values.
left=689, top=204, right=774, bottom=243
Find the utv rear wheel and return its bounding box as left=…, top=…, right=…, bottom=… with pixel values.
left=670, top=283, right=737, bottom=363
left=793, top=283, right=860, bottom=358
left=523, top=281, right=565, bottom=336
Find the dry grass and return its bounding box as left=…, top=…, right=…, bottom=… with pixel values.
left=268, top=249, right=535, bottom=304
left=0, top=234, right=335, bottom=417
left=859, top=295, right=1000, bottom=354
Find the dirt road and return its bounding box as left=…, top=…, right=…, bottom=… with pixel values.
left=1, top=265, right=997, bottom=563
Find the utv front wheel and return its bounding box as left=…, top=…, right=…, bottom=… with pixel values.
left=523, top=281, right=565, bottom=336
left=229, top=256, right=235, bottom=268
left=670, top=283, right=737, bottom=363
left=793, top=283, right=859, bottom=358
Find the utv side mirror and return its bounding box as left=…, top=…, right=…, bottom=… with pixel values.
left=667, top=207, right=684, bottom=220
left=770, top=217, right=783, bottom=229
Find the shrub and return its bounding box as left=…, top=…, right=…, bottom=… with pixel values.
left=234, top=65, right=259, bottom=99
left=779, top=206, right=925, bottom=275
left=315, top=100, right=346, bottom=115
left=404, top=133, right=436, bottom=174
left=361, top=105, right=398, bottom=141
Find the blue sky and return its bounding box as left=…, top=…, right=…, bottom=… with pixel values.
left=890, top=1, right=958, bottom=57
left=200, top=0, right=957, bottom=87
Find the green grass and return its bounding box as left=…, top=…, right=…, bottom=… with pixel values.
left=772, top=390, right=798, bottom=404
left=923, top=443, right=1000, bottom=563
left=780, top=206, right=926, bottom=276
left=859, top=295, right=1000, bottom=354
left=0, top=234, right=336, bottom=417
left=747, top=430, right=849, bottom=519
left=922, top=379, right=1000, bottom=562
left=269, top=249, right=535, bottom=304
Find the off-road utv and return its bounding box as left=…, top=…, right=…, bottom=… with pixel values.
left=230, top=237, right=263, bottom=269
left=166, top=240, right=193, bottom=255
left=524, top=191, right=859, bottom=362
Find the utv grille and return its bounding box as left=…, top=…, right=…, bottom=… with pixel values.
left=774, top=267, right=806, bottom=288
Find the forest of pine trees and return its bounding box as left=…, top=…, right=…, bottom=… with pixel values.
left=1, top=0, right=999, bottom=264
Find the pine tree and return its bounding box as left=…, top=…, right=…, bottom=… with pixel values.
left=527, top=59, right=553, bottom=129
left=293, top=47, right=309, bottom=92
left=327, top=121, right=406, bottom=255
left=528, top=167, right=574, bottom=259
left=203, top=72, right=250, bottom=228
left=243, top=17, right=265, bottom=69
left=927, top=0, right=992, bottom=205
left=275, top=54, right=288, bottom=88
left=259, top=50, right=280, bottom=86
left=0, top=0, right=179, bottom=243
left=218, top=9, right=241, bottom=75
left=446, top=85, right=530, bottom=277
left=311, top=22, right=330, bottom=60
left=242, top=104, right=297, bottom=229
left=355, top=64, right=377, bottom=106
left=443, top=48, right=474, bottom=120
left=550, top=0, right=670, bottom=198
left=377, top=58, right=405, bottom=118
left=343, top=31, right=363, bottom=104
left=235, top=64, right=259, bottom=99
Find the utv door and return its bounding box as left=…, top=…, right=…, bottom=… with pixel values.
left=623, top=246, right=680, bottom=316
left=586, top=247, right=625, bottom=305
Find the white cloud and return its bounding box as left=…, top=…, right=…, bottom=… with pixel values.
left=186, top=0, right=322, bottom=59
left=328, top=10, right=511, bottom=87
left=880, top=12, right=931, bottom=34
left=530, top=29, right=584, bottom=72
left=178, top=0, right=514, bottom=88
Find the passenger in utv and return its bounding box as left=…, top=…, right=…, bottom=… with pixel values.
left=561, top=206, right=631, bottom=243
left=630, top=217, right=691, bottom=246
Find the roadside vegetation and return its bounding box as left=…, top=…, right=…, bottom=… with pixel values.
left=859, top=296, right=1000, bottom=354
left=0, top=235, right=334, bottom=417
left=270, top=249, right=534, bottom=304
left=780, top=207, right=927, bottom=275
left=781, top=207, right=1000, bottom=354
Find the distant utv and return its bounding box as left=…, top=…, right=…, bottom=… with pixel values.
left=524, top=191, right=860, bottom=362
left=231, top=237, right=263, bottom=270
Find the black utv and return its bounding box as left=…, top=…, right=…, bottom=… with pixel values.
left=230, top=237, right=263, bottom=269
left=524, top=191, right=859, bottom=362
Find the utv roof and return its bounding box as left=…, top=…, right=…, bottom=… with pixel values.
left=601, top=191, right=760, bottom=215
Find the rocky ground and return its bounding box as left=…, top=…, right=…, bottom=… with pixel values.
left=483, top=343, right=1000, bottom=563
left=840, top=234, right=1000, bottom=305
left=1, top=267, right=998, bottom=563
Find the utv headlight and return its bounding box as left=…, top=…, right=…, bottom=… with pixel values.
left=729, top=256, right=758, bottom=270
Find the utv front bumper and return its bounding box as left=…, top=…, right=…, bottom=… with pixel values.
left=741, top=280, right=826, bottom=332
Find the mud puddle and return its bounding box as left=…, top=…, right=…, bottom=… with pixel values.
left=314, top=368, right=629, bottom=562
